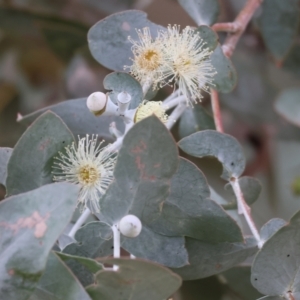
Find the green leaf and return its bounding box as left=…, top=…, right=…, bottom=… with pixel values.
left=177, top=0, right=220, bottom=26
left=178, top=105, right=215, bottom=139
left=121, top=225, right=188, bottom=268
left=0, top=147, right=12, bottom=186
left=98, top=116, right=178, bottom=225
left=225, top=176, right=262, bottom=206
left=88, top=10, right=164, bottom=71
left=275, top=88, right=300, bottom=127
left=210, top=44, right=237, bottom=93
left=259, top=218, right=286, bottom=243
left=178, top=130, right=246, bottom=180
left=6, top=112, right=74, bottom=196
left=222, top=266, right=263, bottom=300
left=0, top=183, right=79, bottom=300
left=63, top=222, right=113, bottom=259
left=18, top=98, right=124, bottom=140
left=29, top=252, right=91, bottom=300
left=56, top=252, right=103, bottom=287
left=257, top=0, right=300, bottom=62
left=145, top=158, right=243, bottom=243
left=195, top=25, right=219, bottom=51
left=103, top=72, right=143, bottom=109
left=251, top=211, right=300, bottom=298
left=86, top=258, right=182, bottom=300
left=172, top=237, right=258, bottom=280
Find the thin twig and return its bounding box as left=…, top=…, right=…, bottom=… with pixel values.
left=212, top=22, right=239, bottom=33
left=68, top=208, right=91, bottom=239
left=165, top=103, right=186, bottom=130
left=222, top=0, right=263, bottom=57
left=112, top=224, right=121, bottom=270
left=230, top=178, right=262, bottom=247
left=162, top=95, right=186, bottom=110
left=210, top=89, right=224, bottom=133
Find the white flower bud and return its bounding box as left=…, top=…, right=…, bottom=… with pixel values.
left=86, top=92, right=107, bottom=115
left=118, top=215, right=142, bottom=238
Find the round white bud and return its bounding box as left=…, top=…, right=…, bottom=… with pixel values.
left=86, top=92, right=107, bottom=115
left=118, top=215, right=142, bottom=238
left=117, top=91, right=131, bottom=104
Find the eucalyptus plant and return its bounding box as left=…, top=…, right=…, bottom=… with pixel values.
left=1, top=0, right=300, bottom=300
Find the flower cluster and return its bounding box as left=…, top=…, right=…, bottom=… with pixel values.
left=52, top=135, right=117, bottom=213
left=127, top=25, right=216, bottom=106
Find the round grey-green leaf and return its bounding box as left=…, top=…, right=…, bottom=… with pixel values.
left=251, top=210, right=300, bottom=298
left=103, top=72, right=143, bottom=109
left=257, top=0, right=300, bottom=62
left=88, top=10, right=164, bottom=71
left=0, top=147, right=12, bottom=186
left=210, top=44, right=237, bottom=93
left=0, top=183, right=79, bottom=300
left=6, top=111, right=74, bottom=196
left=274, top=88, right=300, bottom=127
left=178, top=130, right=246, bottom=180
left=86, top=258, right=182, bottom=300
left=29, top=252, right=91, bottom=300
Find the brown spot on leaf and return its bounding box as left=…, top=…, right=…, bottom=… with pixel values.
left=122, top=22, right=131, bottom=31
left=0, top=211, right=50, bottom=238
left=39, top=139, right=51, bottom=150
left=8, top=269, right=14, bottom=276
left=131, top=140, right=147, bottom=154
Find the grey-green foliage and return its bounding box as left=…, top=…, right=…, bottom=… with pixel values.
left=257, top=0, right=300, bottom=61
left=222, top=266, right=263, bottom=300
left=0, top=147, right=12, bottom=186
left=210, top=45, right=237, bottom=93
left=0, top=183, right=79, bottom=300
left=56, top=252, right=104, bottom=287
left=145, top=157, right=243, bottom=243
left=18, top=98, right=124, bottom=140
left=29, top=252, right=91, bottom=300
left=88, top=10, right=164, bottom=71
left=6, top=112, right=74, bottom=196
left=259, top=218, right=287, bottom=243
left=251, top=211, right=300, bottom=298
left=86, top=258, right=182, bottom=300
left=178, top=105, right=215, bottom=139
left=173, top=237, right=258, bottom=280
left=225, top=176, right=262, bottom=206
left=178, top=130, right=246, bottom=180
left=121, top=226, right=189, bottom=268
left=195, top=25, right=219, bottom=51
left=103, top=72, right=143, bottom=109
left=177, top=0, right=220, bottom=26
left=63, top=222, right=113, bottom=259
left=97, top=116, right=178, bottom=225
left=275, top=88, right=300, bottom=127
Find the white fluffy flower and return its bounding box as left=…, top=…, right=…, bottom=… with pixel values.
left=52, top=135, right=116, bottom=213
left=162, top=25, right=216, bottom=106
left=126, top=27, right=168, bottom=90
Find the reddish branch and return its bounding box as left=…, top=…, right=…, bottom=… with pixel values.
left=210, top=0, right=264, bottom=130
left=221, top=0, right=263, bottom=58
left=210, top=89, right=224, bottom=133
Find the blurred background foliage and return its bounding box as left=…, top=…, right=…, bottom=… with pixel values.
left=0, top=0, right=300, bottom=299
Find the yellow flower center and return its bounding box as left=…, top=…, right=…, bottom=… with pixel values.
left=78, top=165, right=99, bottom=185
left=134, top=101, right=168, bottom=123
left=136, top=49, right=161, bottom=71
